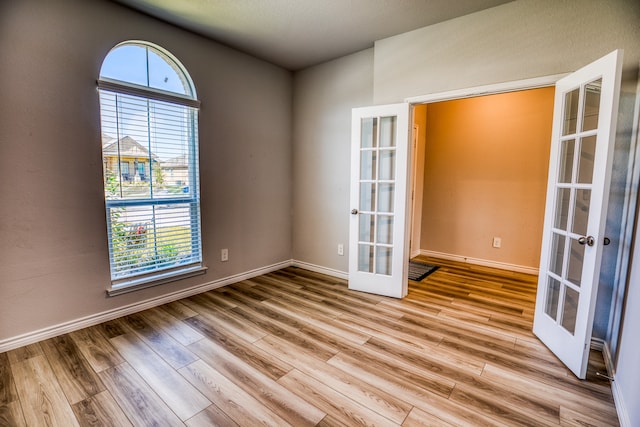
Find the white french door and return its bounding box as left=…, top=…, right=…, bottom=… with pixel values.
left=349, top=103, right=411, bottom=298
left=533, top=50, right=623, bottom=379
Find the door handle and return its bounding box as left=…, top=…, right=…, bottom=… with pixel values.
left=578, top=236, right=595, bottom=246
left=351, top=209, right=359, bottom=215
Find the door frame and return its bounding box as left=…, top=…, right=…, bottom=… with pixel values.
left=402, top=71, right=635, bottom=352
left=606, top=62, right=640, bottom=366
left=405, top=74, right=568, bottom=105
left=409, top=123, right=422, bottom=258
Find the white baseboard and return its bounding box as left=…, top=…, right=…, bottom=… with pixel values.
left=602, top=342, right=631, bottom=427
left=611, top=380, right=631, bottom=427
left=0, top=260, right=292, bottom=353
left=291, top=260, right=348, bottom=280
left=601, top=341, right=614, bottom=373
left=590, top=337, right=605, bottom=352
left=419, top=250, right=539, bottom=275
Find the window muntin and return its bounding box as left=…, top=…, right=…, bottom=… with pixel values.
left=98, top=41, right=203, bottom=292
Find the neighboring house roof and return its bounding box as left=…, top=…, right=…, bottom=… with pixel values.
left=102, top=134, right=159, bottom=162
left=162, top=154, right=189, bottom=169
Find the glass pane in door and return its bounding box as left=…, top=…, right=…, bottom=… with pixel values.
left=545, top=277, right=561, bottom=320
left=359, top=183, right=375, bottom=212
left=361, top=118, right=377, bottom=148
left=379, top=150, right=396, bottom=180
left=558, top=140, right=575, bottom=183
left=571, top=189, right=591, bottom=236
left=554, top=188, right=571, bottom=230
left=360, top=151, right=376, bottom=180
left=549, top=233, right=566, bottom=277
left=378, top=183, right=395, bottom=213
left=379, top=117, right=396, bottom=147
left=577, top=136, right=596, bottom=184
left=359, top=214, right=375, bottom=243
left=567, top=238, right=585, bottom=287
left=358, top=244, right=374, bottom=273
left=376, top=215, right=393, bottom=244
left=582, top=79, right=602, bottom=132
left=562, top=88, right=580, bottom=136
left=376, top=246, right=392, bottom=274
left=561, top=286, right=580, bottom=334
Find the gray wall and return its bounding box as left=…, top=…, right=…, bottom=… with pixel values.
left=616, top=211, right=640, bottom=426
left=0, top=0, right=292, bottom=344
left=373, top=0, right=640, bottom=104
left=292, top=49, right=374, bottom=272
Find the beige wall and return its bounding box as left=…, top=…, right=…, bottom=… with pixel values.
left=0, top=0, right=292, bottom=344
left=292, top=49, right=374, bottom=272
left=616, top=208, right=640, bottom=426
left=419, top=88, right=554, bottom=268
left=373, top=0, right=640, bottom=104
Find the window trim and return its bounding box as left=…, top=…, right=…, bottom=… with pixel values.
left=107, top=264, right=208, bottom=297
left=98, top=78, right=201, bottom=109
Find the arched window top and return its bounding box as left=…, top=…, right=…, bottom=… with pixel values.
left=100, top=41, right=196, bottom=99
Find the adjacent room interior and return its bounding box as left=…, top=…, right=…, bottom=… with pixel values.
left=412, top=87, right=554, bottom=272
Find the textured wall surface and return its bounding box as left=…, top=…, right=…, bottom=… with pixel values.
left=0, top=0, right=292, bottom=343
left=292, top=49, right=374, bottom=272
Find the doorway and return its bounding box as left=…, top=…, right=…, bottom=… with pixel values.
left=350, top=52, right=626, bottom=378
left=410, top=87, right=555, bottom=274
left=401, top=51, right=625, bottom=378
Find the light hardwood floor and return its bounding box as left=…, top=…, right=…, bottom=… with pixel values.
left=0, top=258, right=619, bottom=426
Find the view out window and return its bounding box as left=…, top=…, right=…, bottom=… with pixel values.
left=98, top=41, right=204, bottom=295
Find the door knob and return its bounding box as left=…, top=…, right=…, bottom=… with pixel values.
left=351, top=209, right=359, bottom=215
left=578, top=236, right=595, bottom=246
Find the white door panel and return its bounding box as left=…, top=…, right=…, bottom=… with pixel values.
left=349, top=103, right=411, bottom=298
left=533, top=50, right=623, bottom=378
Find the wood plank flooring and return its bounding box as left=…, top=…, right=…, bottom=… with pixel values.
left=0, top=258, right=619, bottom=426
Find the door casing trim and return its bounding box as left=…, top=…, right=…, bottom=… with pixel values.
left=405, top=73, right=568, bottom=104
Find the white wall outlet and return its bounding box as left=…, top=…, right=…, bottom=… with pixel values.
left=221, top=248, right=229, bottom=261
left=492, top=237, right=502, bottom=248
left=338, top=243, right=344, bottom=256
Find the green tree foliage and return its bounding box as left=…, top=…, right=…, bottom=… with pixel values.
left=105, top=169, right=188, bottom=276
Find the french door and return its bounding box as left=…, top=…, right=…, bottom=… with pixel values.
left=347, top=52, right=623, bottom=378
left=349, top=103, right=411, bottom=298
left=533, top=50, right=623, bottom=379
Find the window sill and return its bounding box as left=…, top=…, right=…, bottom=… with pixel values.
left=107, top=264, right=208, bottom=297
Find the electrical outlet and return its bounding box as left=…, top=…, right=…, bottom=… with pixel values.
left=338, top=244, right=344, bottom=256
left=221, top=248, right=229, bottom=261
left=492, top=237, right=502, bottom=248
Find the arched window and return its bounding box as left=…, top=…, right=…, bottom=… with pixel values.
left=98, top=41, right=204, bottom=295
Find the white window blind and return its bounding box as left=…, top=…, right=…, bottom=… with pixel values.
left=98, top=42, right=203, bottom=293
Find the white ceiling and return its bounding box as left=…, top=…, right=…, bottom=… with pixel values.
left=114, top=0, right=513, bottom=71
